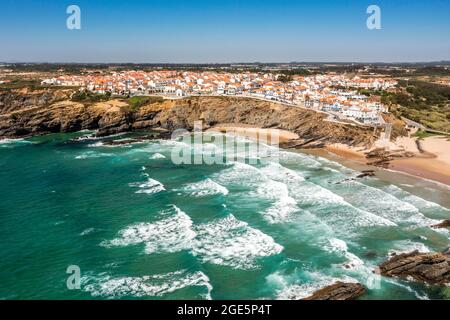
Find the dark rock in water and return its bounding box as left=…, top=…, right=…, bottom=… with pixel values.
left=335, top=170, right=376, bottom=184
left=379, top=250, right=450, bottom=285
left=356, top=170, right=376, bottom=179
left=103, top=139, right=138, bottom=146
left=362, top=251, right=378, bottom=259
left=302, top=282, right=366, bottom=300
left=102, top=134, right=166, bottom=146
left=431, top=220, right=450, bottom=229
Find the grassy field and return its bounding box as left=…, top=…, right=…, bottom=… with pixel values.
left=411, top=130, right=443, bottom=139
left=71, top=91, right=112, bottom=104
left=124, top=96, right=164, bottom=111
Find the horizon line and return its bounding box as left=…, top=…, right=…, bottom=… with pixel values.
left=2, top=60, right=450, bottom=65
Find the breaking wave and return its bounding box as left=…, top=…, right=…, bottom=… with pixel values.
left=180, top=178, right=229, bottom=197
left=101, top=206, right=194, bottom=254
left=83, top=269, right=212, bottom=299
left=129, top=177, right=165, bottom=195
left=191, top=214, right=283, bottom=269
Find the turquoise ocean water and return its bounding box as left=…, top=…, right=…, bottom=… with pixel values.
left=0, top=131, right=449, bottom=300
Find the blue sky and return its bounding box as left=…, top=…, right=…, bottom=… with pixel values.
left=1, top=0, right=449, bottom=63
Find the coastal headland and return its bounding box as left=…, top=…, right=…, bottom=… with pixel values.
left=1, top=88, right=449, bottom=186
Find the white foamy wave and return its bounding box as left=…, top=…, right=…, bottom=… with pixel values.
left=389, top=240, right=430, bottom=255
left=325, top=238, right=364, bottom=270
left=0, top=138, right=32, bottom=148
left=384, top=278, right=429, bottom=300
left=192, top=214, right=283, bottom=269
left=214, top=162, right=301, bottom=223
left=281, top=166, right=399, bottom=232
left=150, top=153, right=166, bottom=160
left=382, top=184, right=450, bottom=213
left=181, top=178, right=229, bottom=197
left=254, top=178, right=300, bottom=224
left=213, top=161, right=265, bottom=187
left=268, top=271, right=358, bottom=300
left=288, top=179, right=396, bottom=229
left=87, top=142, right=104, bottom=148
left=316, top=156, right=356, bottom=174
left=75, top=132, right=126, bottom=141
left=80, top=228, right=95, bottom=236
left=83, top=269, right=212, bottom=299
left=75, top=151, right=114, bottom=160
left=259, top=162, right=305, bottom=183
left=278, top=151, right=322, bottom=168
left=129, top=177, right=165, bottom=195
left=101, top=206, right=195, bottom=254
left=321, top=179, right=436, bottom=228
left=262, top=194, right=299, bottom=224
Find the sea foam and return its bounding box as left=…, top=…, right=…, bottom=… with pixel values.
left=83, top=269, right=212, bottom=299
left=101, top=206, right=195, bottom=254
left=129, top=177, right=165, bottom=195
left=180, top=178, right=229, bottom=197
left=191, top=214, right=283, bottom=269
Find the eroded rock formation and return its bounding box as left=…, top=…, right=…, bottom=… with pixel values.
left=379, top=250, right=450, bottom=285
left=431, top=220, right=450, bottom=229
left=302, top=282, right=366, bottom=300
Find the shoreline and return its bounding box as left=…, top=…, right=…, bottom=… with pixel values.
left=323, top=137, right=450, bottom=187
left=209, top=123, right=450, bottom=188
left=3, top=121, right=450, bottom=188
left=207, top=124, right=299, bottom=143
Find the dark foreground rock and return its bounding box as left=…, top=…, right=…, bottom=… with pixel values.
left=431, top=220, right=450, bottom=229
left=379, top=250, right=450, bottom=285
left=302, top=282, right=366, bottom=300
left=356, top=170, right=376, bottom=179
left=101, top=134, right=169, bottom=146
left=365, top=148, right=415, bottom=168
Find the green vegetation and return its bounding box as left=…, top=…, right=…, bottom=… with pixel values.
left=0, top=79, right=41, bottom=90
left=411, top=130, right=441, bottom=139
left=379, top=80, right=450, bottom=132
left=71, top=91, right=111, bottom=103
left=277, top=68, right=311, bottom=76
left=124, top=96, right=164, bottom=111
left=357, top=88, right=385, bottom=96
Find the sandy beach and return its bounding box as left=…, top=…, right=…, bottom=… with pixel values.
left=207, top=123, right=299, bottom=143
left=326, top=136, right=450, bottom=186
left=390, top=136, right=450, bottom=186
left=208, top=123, right=450, bottom=186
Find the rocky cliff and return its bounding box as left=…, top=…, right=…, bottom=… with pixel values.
left=379, top=250, right=450, bottom=285
left=302, top=282, right=366, bottom=300
left=0, top=89, right=377, bottom=147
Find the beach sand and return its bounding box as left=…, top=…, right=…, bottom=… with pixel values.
left=325, top=144, right=367, bottom=161
left=325, top=136, right=450, bottom=186
left=207, top=124, right=299, bottom=143
left=390, top=137, right=450, bottom=186
left=210, top=123, right=450, bottom=186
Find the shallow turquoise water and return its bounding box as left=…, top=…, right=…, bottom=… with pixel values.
left=0, top=132, right=449, bottom=300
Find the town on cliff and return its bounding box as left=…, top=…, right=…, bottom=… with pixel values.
left=41, top=70, right=397, bottom=127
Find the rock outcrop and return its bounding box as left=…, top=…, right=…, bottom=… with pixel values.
left=431, top=220, right=450, bottom=229
left=365, top=148, right=415, bottom=168
left=302, top=282, right=366, bottom=300
left=379, top=250, right=450, bottom=285
left=0, top=88, right=70, bottom=114
left=0, top=90, right=377, bottom=148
